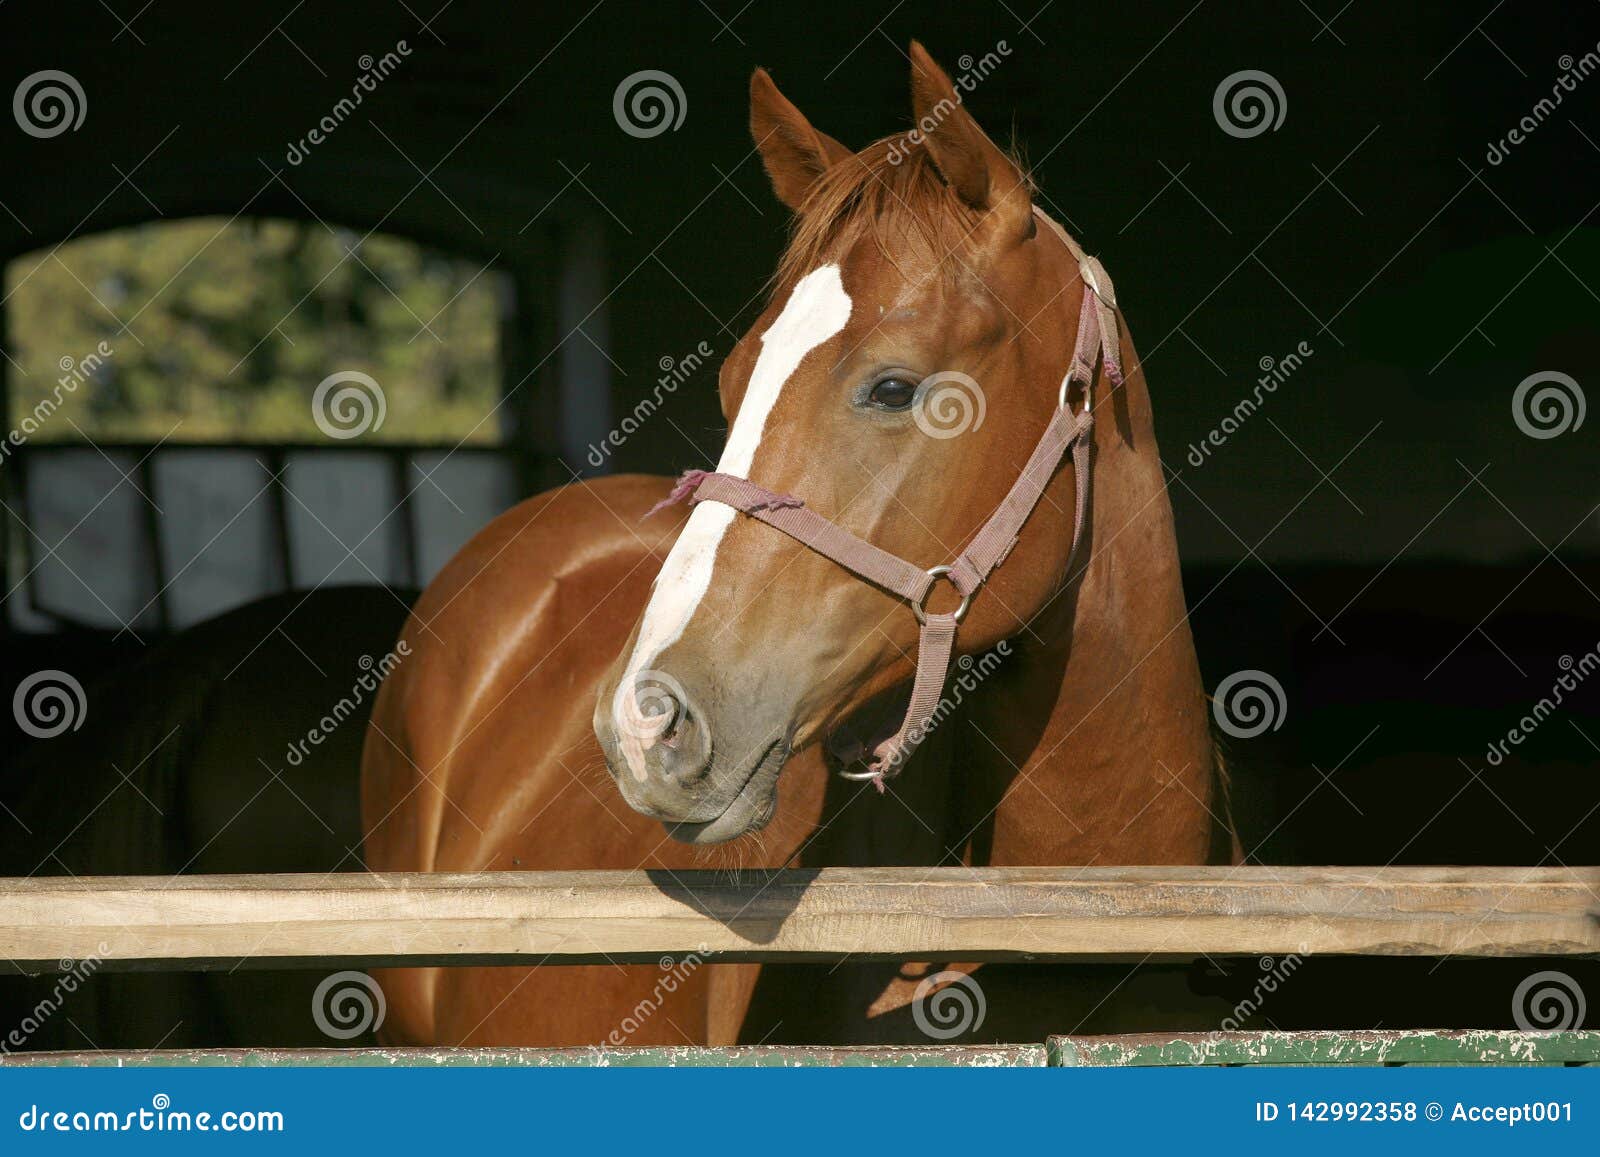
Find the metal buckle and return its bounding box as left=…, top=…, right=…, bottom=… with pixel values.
left=1080, top=261, right=1102, bottom=299
left=913, top=565, right=972, bottom=625
left=839, top=761, right=899, bottom=783
left=1060, top=369, right=1099, bottom=417
left=1079, top=258, right=1115, bottom=308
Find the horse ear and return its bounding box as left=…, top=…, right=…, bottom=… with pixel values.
left=908, top=41, right=1032, bottom=243
left=750, top=68, right=853, bottom=212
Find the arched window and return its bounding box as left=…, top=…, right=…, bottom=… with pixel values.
left=2, top=217, right=542, bottom=633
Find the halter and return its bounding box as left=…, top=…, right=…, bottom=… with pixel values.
left=654, top=208, right=1123, bottom=787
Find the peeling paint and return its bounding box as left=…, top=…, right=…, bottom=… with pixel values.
left=1049, top=1029, right=1600, bottom=1067
left=3, top=1031, right=1596, bottom=1068
left=0, top=1044, right=1050, bottom=1068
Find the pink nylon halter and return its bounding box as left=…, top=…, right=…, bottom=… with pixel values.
left=653, top=208, right=1123, bottom=788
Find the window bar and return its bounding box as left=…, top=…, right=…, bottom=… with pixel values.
left=14, top=448, right=47, bottom=622
left=394, top=449, right=420, bottom=589
left=136, top=453, right=171, bottom=634
left=266, top=447, right=293, bottom=591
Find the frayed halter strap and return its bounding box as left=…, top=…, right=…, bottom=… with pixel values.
left=652, top=207, right=1122, bottom=788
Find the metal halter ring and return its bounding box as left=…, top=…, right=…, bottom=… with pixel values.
left=913, top=565, right=973, bottom=625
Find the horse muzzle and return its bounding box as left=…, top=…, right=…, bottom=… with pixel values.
left=594, top=669, right=791, bottom=843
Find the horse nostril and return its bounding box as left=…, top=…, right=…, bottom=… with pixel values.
left=658, top=701, right=688, bottom=749
left=654, top=704, right=712, bottom=784
left=609, top=671, right=712, bottom=786
left=657, top=722, right=711, bottom=785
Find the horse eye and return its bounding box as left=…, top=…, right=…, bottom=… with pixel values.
left=867, top=377, right=918, bottom=410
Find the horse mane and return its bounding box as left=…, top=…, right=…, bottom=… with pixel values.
left=775, top=136, right=1030, bottom=289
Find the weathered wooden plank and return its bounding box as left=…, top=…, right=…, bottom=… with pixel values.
left=1, top=866, right=1597, bottom=971
left=0, top=1044, right=1045, bottom=1068
left=1049, top=1029, right=1600, bottom=1067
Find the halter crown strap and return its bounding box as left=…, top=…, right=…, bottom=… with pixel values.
left=651, top=212, right=1121, bottom=787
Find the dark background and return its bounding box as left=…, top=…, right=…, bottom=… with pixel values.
left=0, top=1, right=1596, bottom=1045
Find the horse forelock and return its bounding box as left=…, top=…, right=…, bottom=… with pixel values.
left=776, top=137, right=1033, bottom=291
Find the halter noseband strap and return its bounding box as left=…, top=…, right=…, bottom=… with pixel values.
left=653, top=210, right=1123, bottom=787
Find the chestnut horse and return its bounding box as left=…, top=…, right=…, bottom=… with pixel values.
left=362, top=42, right=1228, bottom=1047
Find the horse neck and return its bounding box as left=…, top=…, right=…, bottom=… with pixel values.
left=961, top=333, right=1219, bottom=867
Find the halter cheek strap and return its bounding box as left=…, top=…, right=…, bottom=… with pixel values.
left=651, top=210, right=1122, bottom=787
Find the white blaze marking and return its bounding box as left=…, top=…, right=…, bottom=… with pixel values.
left=616, top=265, right=853, bottom=779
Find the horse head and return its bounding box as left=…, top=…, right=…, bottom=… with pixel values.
left=595, top=44, right=1106, bottom=843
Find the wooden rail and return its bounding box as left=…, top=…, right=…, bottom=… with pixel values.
left=2, top=866, right=1597, bottom=971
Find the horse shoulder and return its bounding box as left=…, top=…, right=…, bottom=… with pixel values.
left=361, top=474, right=682, bottom=876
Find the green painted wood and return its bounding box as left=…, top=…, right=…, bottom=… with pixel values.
left=7, top=1032, right=1595, bottom=1068
left=0, top=1044, right=1047, bottom=1068
left=1048, top=1030, right=1600, bottom=1067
